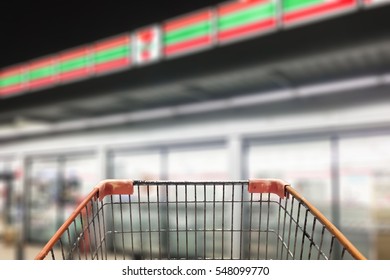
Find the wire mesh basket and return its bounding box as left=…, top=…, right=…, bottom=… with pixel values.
left=35, top=179, right=366, bottom=260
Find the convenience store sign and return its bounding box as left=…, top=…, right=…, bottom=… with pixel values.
left=28, top=57, right=56, bottom=90
left=134, top=26, right=161, bottom=65
left=217, top=0, right=277, bottom=44
left=282, top=0, right=357, bottom=26
left=0, top=65, right=26, bottom=96
left=93, top=35, right=132, bottom=74
left=163, top=9, right=214, bottom=58
left=58, top=47, right=91, bottom=83
left=0, top=0, right=384, bottom=98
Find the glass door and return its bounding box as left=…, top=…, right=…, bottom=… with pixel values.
left=167, top=146, right=229, bottom=259
left=27, top=157, right=61, bottom=243
left=62, top=154, right=99, bottom=230
left=0, top=159, right=16, bottom=239
left=109, top=150, right=162, bottom=259
left=246, top=140, right=332, bottom=259
left=26, top=153, right=98, bottom=244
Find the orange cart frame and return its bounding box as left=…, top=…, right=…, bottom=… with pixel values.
left=35, top=179, right=366, bottom=260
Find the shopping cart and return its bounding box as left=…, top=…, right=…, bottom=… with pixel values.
left=35, top=179, right=366, bottom=260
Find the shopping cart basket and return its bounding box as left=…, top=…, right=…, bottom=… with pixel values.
left=35, top=179, right=366, bottom=260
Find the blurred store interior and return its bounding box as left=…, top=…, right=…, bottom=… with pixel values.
left=1, top=0, right=390, bottom=259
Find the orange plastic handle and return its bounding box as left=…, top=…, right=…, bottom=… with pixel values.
left=248, top=179, right=289, bottom=198
left=96, top=179, right=134, bottom=201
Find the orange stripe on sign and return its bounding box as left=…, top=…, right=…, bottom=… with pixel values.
left=164, top=11, right=212, bottom=32
left=60, top=48, right=89, bottom=61
left=218, top=0, right=267, bottom=16
left=28, top=57, right=55, bottom=70
left=0, top=66, right=24, bottom=78
left=94, top=35, right=130, bottom=52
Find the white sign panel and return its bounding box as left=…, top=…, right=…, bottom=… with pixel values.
left=134, top=25, right=161, bottom=65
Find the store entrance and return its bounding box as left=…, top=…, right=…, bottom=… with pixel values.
left=25, top=153, right=98, bottom=243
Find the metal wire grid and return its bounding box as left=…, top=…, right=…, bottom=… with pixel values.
left=42, top=181, right=357, bottom=260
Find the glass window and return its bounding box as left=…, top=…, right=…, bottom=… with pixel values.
left=248, top=140, right=332, bottom=216
left=340, top=135, right=390, bottom=259
left=111, top=151, right=162, bottom=180
left=167, top=146, right=228, bottom=180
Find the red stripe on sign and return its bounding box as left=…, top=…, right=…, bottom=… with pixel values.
left=94, top=36, right=130, bottom=52
left=94, top=58, right=131, bottom=73
left=218, top=19, right=276, bottom=41
left=0, top=84, right=24, bottom=96
left=60, top=48, right=89, bottom=61
left=59, top=68, right=89, bottom=82
left=164, top=36, right=212, bottom=56
left=29, top=57, right=54, bottom=70
left=218, top=0, right=267, bottom=16
left=28, top=77, right=55, bottom=89
left=283, top=0, right=356, bottom=24
left=164, top=11, right=212, bottom=32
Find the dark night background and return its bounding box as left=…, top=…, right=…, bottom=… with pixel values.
left=0, top=0, right=225, bottom=68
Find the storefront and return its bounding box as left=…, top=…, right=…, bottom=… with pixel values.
left=1, top=81, right=390, bottom=259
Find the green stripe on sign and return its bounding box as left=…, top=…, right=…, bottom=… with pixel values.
left=219, top=4, right=275, bottom=31
left=94, top=46, right=130, bottom=64
left=0, top=75, right=22, bottom=87
left=164, top=22, right=211, bottom=45
left=283, top=0, right=324, bottom=12
left=60, top=57, right=88, bottom=72
left=29, top=66, right=54, bottom=80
